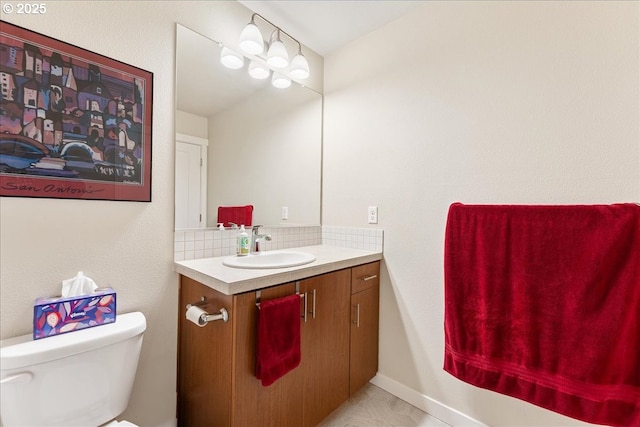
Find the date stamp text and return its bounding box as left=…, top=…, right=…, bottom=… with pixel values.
left=2, top=3, right=47, bottom=15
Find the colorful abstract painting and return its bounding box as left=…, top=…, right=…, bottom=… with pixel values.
left=0, top=21, right=153, bottom=201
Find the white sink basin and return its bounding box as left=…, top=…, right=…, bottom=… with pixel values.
left=222, top=250, right=316, bottom=269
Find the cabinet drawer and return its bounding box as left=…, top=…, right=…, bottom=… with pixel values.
left=351, top=262, right=380, bottom=294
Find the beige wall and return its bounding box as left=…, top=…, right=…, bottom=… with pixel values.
left=0, top=2, right=321, bottom=426
left=323, top=1, right=639, bottom=426
left=208, top=84, right=322, bottom=226
left=176, top=110, right=208, bottom=139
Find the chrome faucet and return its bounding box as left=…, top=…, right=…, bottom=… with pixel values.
left=251, top=225, right=272, bottom=254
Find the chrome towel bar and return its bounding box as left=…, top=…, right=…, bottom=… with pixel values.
left=255, top=281, right=312, bottom=321
left=255, top=290, right=304, bottom=309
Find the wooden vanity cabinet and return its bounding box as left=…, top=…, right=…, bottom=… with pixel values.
left=177, top=276, right=234, bottom=427
left=232, top=282, right=303, bottom=427
left=298, top=269, right=351, bottom=427
left=177, top=261, right=380, bottom=427
left=349, top=262, right=380, bottom=395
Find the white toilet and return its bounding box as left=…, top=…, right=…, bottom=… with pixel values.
left=0, top=311, right=146, bottom=427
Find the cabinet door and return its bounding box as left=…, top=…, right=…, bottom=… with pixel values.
left=231, top=283, right=304, bottom=427
left=299, top=269, right=351, bottom=427
left=350, top=262, right=380, bottom=395
left=350, top=286, right=380, bottom=395
left=178, top=276, right=233, bottom=427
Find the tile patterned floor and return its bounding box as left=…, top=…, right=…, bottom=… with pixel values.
left=317, top=383, right=452, bottom=427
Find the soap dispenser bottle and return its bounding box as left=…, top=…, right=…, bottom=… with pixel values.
left=237, top=225, right=250, bottom=256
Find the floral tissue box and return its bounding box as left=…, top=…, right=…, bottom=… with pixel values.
left=33, top=288, right=116, bottom=340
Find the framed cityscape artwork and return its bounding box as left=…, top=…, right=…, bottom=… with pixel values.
left=0, top=21, right=153, bottom=202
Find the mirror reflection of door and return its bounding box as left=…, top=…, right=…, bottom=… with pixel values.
left=175, top=133, right=208, bottom=229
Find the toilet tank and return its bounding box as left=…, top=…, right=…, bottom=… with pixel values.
left=0, top=311, right=146, bottom=427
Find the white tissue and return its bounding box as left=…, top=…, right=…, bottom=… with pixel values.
left=61, top=271, right=98, bottom=297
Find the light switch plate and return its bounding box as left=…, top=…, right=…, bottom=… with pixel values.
left=368, top=206, right=378, bottom=224
left=282, top=206, right=289, bottom=220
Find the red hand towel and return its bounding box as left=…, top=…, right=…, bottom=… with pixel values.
left=217, top=205, right=253, bottom=227
left=444, top=203, right=640, bottom=426
left=256, top=294, right=301, bottom=386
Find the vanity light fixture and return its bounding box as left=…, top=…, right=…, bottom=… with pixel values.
left=238, top=12, right=310, bottom=84
left=290, top=47, right=310, bottom=80
left=272, top=72, right=291, bottom=89
left=248, top=60, right=270, bottom=79
left=219, top=46, right=244, bottom=70
left=239, top=15, right=264, bottom=55
left=267, top=30, right=289, bottom=68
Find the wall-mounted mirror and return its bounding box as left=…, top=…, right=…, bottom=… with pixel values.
left=175, top=24, right=322, bottom=229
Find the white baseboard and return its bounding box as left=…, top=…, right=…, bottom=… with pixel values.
left=370, top=373, right=488, bottom=427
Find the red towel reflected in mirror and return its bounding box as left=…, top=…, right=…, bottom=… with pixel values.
left=217, top=205, right=253, bottom=227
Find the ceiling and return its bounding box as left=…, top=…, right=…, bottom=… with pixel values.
left=236, top=1, right=422, bottom=56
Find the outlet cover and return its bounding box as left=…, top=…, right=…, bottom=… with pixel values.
left=368, top=206, right=378, bottom=224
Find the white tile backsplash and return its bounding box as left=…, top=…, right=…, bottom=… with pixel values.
left=321, top=226, right=384, bottom=251
left=174, top=225, right=383, bottom=261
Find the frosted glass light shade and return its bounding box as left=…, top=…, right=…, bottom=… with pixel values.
left=248, top=61, right=270, bottom=80
left=290, top=53, right=310, bottom=79
left=272, top=73, right=291, bottom=89
left=220, top=47, right=244, bottom=70
left=267, top=40, right=289, bottom=68
left=239, top=23, right=264, bottom=55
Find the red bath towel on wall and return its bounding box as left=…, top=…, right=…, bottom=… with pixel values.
left=443, top=203, right=640, bottom=426
left=255, top=294, right=301, bottom=386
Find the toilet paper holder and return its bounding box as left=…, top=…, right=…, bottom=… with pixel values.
left=186, top=297, right=229, bottom=324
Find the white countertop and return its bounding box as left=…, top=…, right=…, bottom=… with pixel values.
left=174, top=245, right=383, bottom=295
